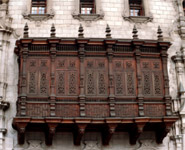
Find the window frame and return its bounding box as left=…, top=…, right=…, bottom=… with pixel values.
left=22, top=0, right=55, bottom=25
left=72, top=0, right=104, bottom=21
left=122, top=0, right=153, bottom=23
left=31, top=0, right=47, bottom=15
left=129, top=0, right=144, bottom=16
left=80, top=0, right=96, bottom=15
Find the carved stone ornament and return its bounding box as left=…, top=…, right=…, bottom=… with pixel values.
left=83, top=141, right=101, bottom=150
left=0, top=16, right=13, bottom=33
left=0, top=100, right=10, bottom=111
left=25, top=140, right=43, bottom=150
left=123, top=16, right=153, bottom=23
left=22, top=9, right=55, bottom=22
left=137, top=140, right=158, bottom=150
left=72, top=13, right=104, bottom=22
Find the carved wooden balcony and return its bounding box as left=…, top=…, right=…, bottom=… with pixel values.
left=12, top=37, right=178, bottom=146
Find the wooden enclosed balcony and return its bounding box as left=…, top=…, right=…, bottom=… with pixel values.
left=12, top=24, right=178, bottom=146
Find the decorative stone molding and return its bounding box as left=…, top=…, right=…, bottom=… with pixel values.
left=72, top=13, right=104, bottom=22
left=83, top=141, right=101, bottom=150
left=0, top=101, right=9, bottom=111
left=22, top=9, right=55, bottom=22
left=123, top=16, right=153, bottom=23
left=0, top=16, right=13, bottom=33
left=0, top=128, right=7, bottom=134
left=26, top=140, right=43, bottom=150
left=137, top=140, right=158, bottom=150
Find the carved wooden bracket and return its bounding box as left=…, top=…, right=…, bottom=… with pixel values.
left=73, top=124, right=87, bottom=145
left=45, top=123, right=58, bottom=146
left=155, top=122, right=172, bottom=144
left=16, top=123, right=28, bottom=145
left=129, top=122, right=145, bottom=145
left=102, top=124, right=117, bottom=145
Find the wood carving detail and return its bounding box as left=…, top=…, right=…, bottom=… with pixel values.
left=29, top=72, right=36, bottom=94
left=40, top=73, right=47, bottom=94
left=141, top=60, right=163, bottom=96
left=87, top=72, right=95, bottom=95
left=57, top=72, right=65, bottom=95
left=69, top=73, right=77, bottom=94
left=85, top=59, right=108, bottom=96
left=13, top=37, right=176, bottom=147
left=98, top=73, right=106, bottom=95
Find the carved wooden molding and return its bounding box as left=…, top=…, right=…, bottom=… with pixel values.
left=13, top=36, right=178, bottom=146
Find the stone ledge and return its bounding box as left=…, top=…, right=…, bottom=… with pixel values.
left=22, top=13, right=54, bottom=22
left=123, top=16, right=153, bottom=23
left=72, top=14, right=104, bottom=21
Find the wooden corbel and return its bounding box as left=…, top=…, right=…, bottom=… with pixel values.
left=129, top=123, right=145, bottom=145
left=102, top=124, right=117, bottom=145
left=16, top=123, right=28, bottom=145
left=45, top=123, right=58, bottom=146
left=73, top=124, right=87, bottom=145
left=156, top=122, right=171, bottom=144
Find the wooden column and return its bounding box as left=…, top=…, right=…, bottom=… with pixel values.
left=49, top=42, right=57, bottom=117
left=78, top=40, right=86, bottom=117
left=20, top=43, right=29, bottom=116
left=159, top=43, right=172, bottom=116
left=106, top=40, right=116, bottom=117
left=134, top=42, right=144, bottom=117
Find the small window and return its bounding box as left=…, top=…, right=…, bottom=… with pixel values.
left=129, top=0, right=144, bottom=16
left=80, top=0, right=96, bottom=14
left=183, top=1, right=185, bottom=15
left=31, top=0, right=47, bottom=14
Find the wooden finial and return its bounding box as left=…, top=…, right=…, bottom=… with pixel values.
left=50, top=23, right=56, bottom=37
left=78, top=24, right=84, bottom=38
left=157, top=26, right=163, bottom=41
left=106, top=24, right=111, bottom=38
left=23, top=23, right=29, bottom=38
left=132, top=25, right=138, bottom=39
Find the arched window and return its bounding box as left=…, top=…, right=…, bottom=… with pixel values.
left=31, top=0, right=47, bottom=14
left=129, top=0, right=144, bottom=16
left=80, top=0, right=96, bottom=14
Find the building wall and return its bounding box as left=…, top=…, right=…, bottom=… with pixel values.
left=0, top=0, right=183, bottom=149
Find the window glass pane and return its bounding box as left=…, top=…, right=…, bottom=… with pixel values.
left=31, top=0, right=46, bottom=14
left=80, top=0, right=95, bottom=14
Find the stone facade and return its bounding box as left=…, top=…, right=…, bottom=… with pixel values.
left=0, top=0, right=184, bottom=150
